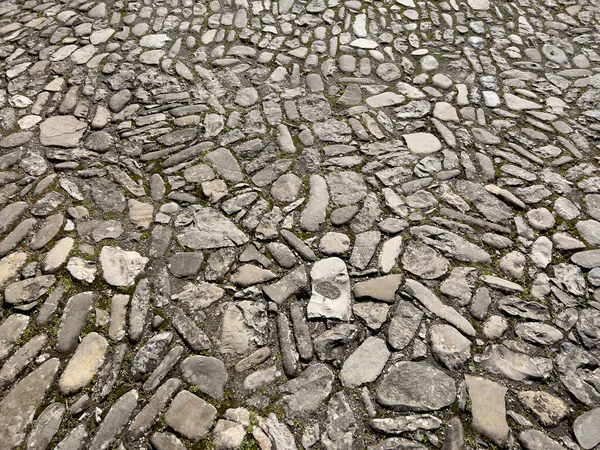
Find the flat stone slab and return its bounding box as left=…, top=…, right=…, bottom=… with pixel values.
left=376, top=361, right=456, bottom=412
left=574, top=407, right=600, bottom=449
left=340, top=337, right=390, bottom=388
left=403, top=132, right=442, bottom=154
left=164, top=391, right=217, bottom=441
left=177, top=207, right=248, bottom=249
left=58, top=332, right=108, bottom=394
left=39, top=116, right=87, bottom=147
left=100, top=246, right=148, bottom=287
left=307, top=257, right=352, bottom=321
left=466, top=375, right=509, bottom=447
left=0, top=359, right=60, bottom=448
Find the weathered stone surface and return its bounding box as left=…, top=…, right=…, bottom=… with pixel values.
left=27, top=402, right=65, bottom=450
left=56, top=291, right=98, bottom=353
left=574, top=407, right=600, bottom=450
left=178, top=207, right=248, bottom=249
left=402, top=279, right=476, bottom=337
left=480, top=344, right=552, bottom=381
left=58, top=332, right=108, bottom=394
left=39, top=116, right=87, bottom=147
left=518, top=430, right=566, bottom=450
left=0, top=314, right=29, bottom=360
left=4, top=275, right=55, bottom=306
left=307, top=257, right=352, bottom=321
left=280, top=363, right=334, bottom=418
left=340, top=337, right=390, bottom=388
left=127, top=379, right=181, bottom=441
left=387, top=300, right=423, bottom=350
left=0, top=3, right=595, bottom=447
left=430, top=324, right=472, bottom=369
left=164, top=391, right=217, bottom=441
left=517, top=391, right=569, bottom=427
left=0, top=359, right=60, bottom=448
left=354, top=275, right=402, bottom=303
left=89, top=390, right=138, bottom=450
left=100, top=246, right=148, bottom=286
left=376, top=361, right=456, bottom=412
left=465, top=375, right=509, bottom=446
left=180, top=356, right=228, bottom=400
left=402, top=241, right=449, bottom=279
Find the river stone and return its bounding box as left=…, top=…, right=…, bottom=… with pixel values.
left=572, top=250, right=600, bottom=268
left=56, top=292, right=98, bottom=353
left=403, top=132, right=442, bottom=154
left=0, top=313, right=30, bottom=360
left=340, top=337, right=390, bottom=388
left=307, top=257, right=352, bottom=321
left=39, top=116, right=87, bottom=147
left=4, top=275, right=55, bottom=306
left=0, top=358, right=60, bottom=449
left=518, top=430, right=566, bottom=450
left=26, top=402, right=65, bottom=450
left=387, top=301, right=423, bottom=350
left=429, top=324, right=472, bottom=370
left=376, top=361, right=456, bottom=412
left=0, top=252, right=27, bottom=289
left=574, top=407, right=600, bottom=449
left=465, top=375, right=509, bottom=446
left=180, top=356, right=228, bottom=400
left=131, top=332, right=173, bottom=380
left=279, top=363, right=334, bottom=418
left=58, top=332, right=108, bottom=394
left=402, top=279, right=476, bottom=337
left=89, top=390, right=138, bottom=450
left=165, top=391, right=217, bottom=441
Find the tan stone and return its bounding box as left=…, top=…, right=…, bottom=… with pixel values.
left=128, top=199, right=153, bottom=230
left=164, top=391, right=217, bottom=440
left=517, top=391, right=569, bottom=427
left=0, top=251, right=27, bottom=288
left=465, top=375, right=509, bottom=446
left=58, top=332, right=108, bottom=394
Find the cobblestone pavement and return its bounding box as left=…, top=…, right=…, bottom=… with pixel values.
left=1, top=0, right=600, bottom=448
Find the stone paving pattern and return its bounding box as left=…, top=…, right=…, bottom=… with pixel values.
left=0, top=0, right=599, bottom=448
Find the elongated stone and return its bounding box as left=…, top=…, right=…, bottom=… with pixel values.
left=59, top=332, right=108, bottom=395
left=0, top=358, right=60, bottom=448
left=402, top=279, right=476, bottom=336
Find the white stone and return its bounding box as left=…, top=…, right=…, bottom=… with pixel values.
left=100, top=246, right=148, bottom=287
left=307, top=258, right=352, bottom=321
left=403, top=132, right=442, bottom=154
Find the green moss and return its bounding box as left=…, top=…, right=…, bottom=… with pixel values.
left=261, top=399, right=285, bottom=420
left=103, top=211, right=122, bottom=220
left=239, top=435, right=261, bottom=450
left=182, top=437, right=215, bottom=450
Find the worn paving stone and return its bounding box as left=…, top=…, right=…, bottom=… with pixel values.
left=376, top=361, right=456, bottom=412
left=465, top=375, right=509, bottom=447
left=0, top=0, right=596, bottom=447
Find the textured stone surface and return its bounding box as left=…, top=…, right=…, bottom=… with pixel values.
left=465, top=375, right=509, bottom=446
left=0, top=1, right=595, bottom=447
left=376, top=362, right=456, bottom=412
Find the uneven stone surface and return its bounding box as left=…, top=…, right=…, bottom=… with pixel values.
left=376, top=361, right=456, bottom=412
left=465, top=375, right=509, bottom=447
left=0, top=0, right=597, bottom=447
